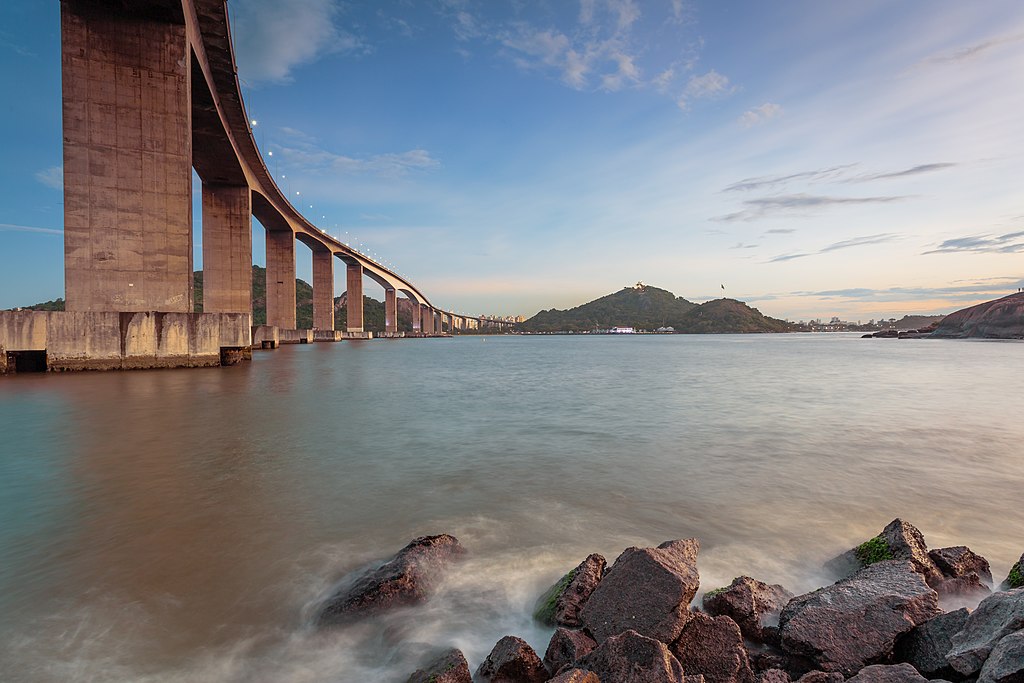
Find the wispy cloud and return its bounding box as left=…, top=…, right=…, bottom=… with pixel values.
left=847, top=162, right=956, bottom=183
left=677, top=70, right=734, bottom=110
left=924, top=230, right=1024, bottom=255
left=797, top=279, right=1024, bottom=303
left=274, top=130, right=440, bottom=178
left=35, top=166, right=62, bottom=190
left=730, top=242, right=758, bottom=249
left=738, top=102, right=783, bottom=128
left=767, top=253, right=810, bottom=263
left=0, top=223, right=63, bottom=235
left=723, top=165, right=858, bottom=193
left=763, top=228, right=796, bottom=235
left=233, top=0, right=368, bottom=85
left=921, top=31, right=1024, bottom=66
left=715, top=193, right=909, bottom=222
left=766, top=233, right=900, bottom=263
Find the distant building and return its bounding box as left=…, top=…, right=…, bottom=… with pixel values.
left=610, top=326, right=636, bottom=334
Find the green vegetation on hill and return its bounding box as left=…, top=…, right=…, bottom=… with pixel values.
left=23, top=298, right=65, bottom=311
left=520, top=284, right=793, bottom=333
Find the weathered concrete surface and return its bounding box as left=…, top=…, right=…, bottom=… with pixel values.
left=266, top=230, right=296, bottom=329
left=0, top=310, right=250, bottom=372
left=385, top=288, right=398, bottom=334
left=252, top=325, right=279, bottom=349
left=346, top=262, right=364, bottom=332
left=930, top=292, right=1024, bottom=339
left=278, top=329, right=313, bottom=344
left=311, top=248, right=334, bottom=332
left=201, top=183, right=252, bottom=314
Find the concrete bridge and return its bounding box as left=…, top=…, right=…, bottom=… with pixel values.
left=0, top=0, right=513, bottom=374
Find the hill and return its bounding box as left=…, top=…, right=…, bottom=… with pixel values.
left=520, top=284, right=793, bottom=333
left=930, top=292, right=1024, bottom=339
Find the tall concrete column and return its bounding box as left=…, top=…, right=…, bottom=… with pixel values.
left=62, top=4, right=192, bottom=312
left=411, top=302, right=421, bottom=334
left=422, top=306, right=434, bottom=335
left=385, top=289, right=398, bottom=334
left=266, top=230, right=296, bottom=329
left=312, top=249, right=334, bottom=331
left=202, top=184, right=251, bottom=314
left=346, top=263, right=364, bottom=332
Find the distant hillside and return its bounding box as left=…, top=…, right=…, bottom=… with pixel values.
left=931, top=292, right=1024, bottom=339
left=520, top=284, right=793, bottom=333
left=888, top=314, right=946, bottom=329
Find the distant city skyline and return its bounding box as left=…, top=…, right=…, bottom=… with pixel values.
left=1, top=0, right=1022, bottom=321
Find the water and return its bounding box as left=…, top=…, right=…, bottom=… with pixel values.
left=1, top=334, right=1021, bottom=681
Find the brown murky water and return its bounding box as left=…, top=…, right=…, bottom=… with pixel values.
left=1, top=334, right=1022, bottom=681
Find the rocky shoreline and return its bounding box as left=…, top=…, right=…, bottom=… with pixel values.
left=312, top=522, right=1024, bottom=683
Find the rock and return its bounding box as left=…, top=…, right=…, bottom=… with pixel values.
left=845, top=663, right=930, bottom=683
left=580, top=539, right=700, bottom=644
left=535, top=554, right=607, bottom=627
left=477, top=636, right=548, bottom=683
left=703, top=576, right=794, bottom=644
left=779, top=560, right=941, bottom=676
left=826, top=520, right=943, bottom=588
left=977, top=630, right=1024, bottom=683
left=999, top=554, right=1023, bottom=591
left=316, top=534, right=465, bottom=626
left=544, top=628, right=597, bottom=675
left=686, top=677, right=707, bottom=683
left=406, top=648, right=472, bottom=683
left=548, top=670, right=602, bottom=683
left=794, top=672, right=843, bottom=683
left=670, top=612, right=755, bottom=683
left=893, top=608, right=969, bottom=679
left=929, top=547, right=993, bottom=597
left=929, top=292, right=1024, bottom=339
left=578, top=629, right=686, bottom=683
left=947, top=588, right=1024, bottom=676
left=758, top=670, right=791, bottom=683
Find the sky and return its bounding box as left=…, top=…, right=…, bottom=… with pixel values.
left=1, top=1, right=1023, bottom=321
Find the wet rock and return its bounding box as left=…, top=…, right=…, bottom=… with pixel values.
left=578, top=629, right=686, bottom=683
left=476, top=635, right=548, bottom=683
left=845, top=663, right=930, bottom=683
left=535, top=554, right=607, bottom=627
left=826, top=519, right=943, bottom=588
left=686, top=677, right=707, bottom=683
left=977, top=630, right=1024, bottom=683
left=793, top=671, right=843, bottom=683
left=758, top=669, right=791, bottom=683
left=544, top=628, right=597, bottom=675
left=999, top=553, right=1023, bottom=591
left=316, top=534, right=465, bottom=626
left=548, top=669, right=602, bottom=683
left=929, top=547, right=993, bottom=597
left=702, top=576, right=794, bottom=644
left=893, top=607, right=969, bottom=679
left=406, top=648, right=472, bottom=683
left=947, top=588, right=1024, bottom=676
left=670, top=612, right=755, bottom=683
left=779, top=560, right=941, bottom=676
left=580, top=539, right=700, bottom=644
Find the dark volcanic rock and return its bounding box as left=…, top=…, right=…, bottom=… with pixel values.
left=947, top=588, right=1024, bottom=676
left=929, top=546, right=993, bottom=597
left=477, top=636, right=548, bottom=683
left=794, top=672, right=843, bottom=683
left=535, top=554, right=607, bottom=627
left=1000, top=553, right=1024, bottom=591
left=548, top=669, right=602, bottom=683
left=930, top=291, right=1024, bottom=339
left=544, top=628, right=597, bottom=675
left=894, top=607, right=969, bottom=679
left=578, top=629, right=686, bottom=682
left=977, top=630, right=1024, bottom=683
left=779, top=560, right=941, bottom=676
left=845, top=663, right=930, bottom=683
left=316, top=534, right=465, bottom=626
left=702, top=576, right=794, bottom=644
left=758, top=669, right=791, bottom=683
left=406, top=648, right=472, bottom=683
left=670, top=612, right=755, bottom=683
left=580, top=539, right=700, bottom=644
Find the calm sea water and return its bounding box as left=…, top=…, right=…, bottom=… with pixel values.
left=1, top=334, right=1022, bottom=681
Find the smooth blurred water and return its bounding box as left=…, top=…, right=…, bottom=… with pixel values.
left=1, top=334, right=1022, bottom=682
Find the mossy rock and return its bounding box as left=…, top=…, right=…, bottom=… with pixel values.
left=703, top=586, right=728, bottom=600
left=1007, top=562, right=1024, bottom=589
left=854, top=536, right=894, bottom=566
left=533, top=569, right=575, bottom=624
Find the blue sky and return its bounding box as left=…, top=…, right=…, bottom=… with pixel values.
left=1, top=1, right=1023, bottom=321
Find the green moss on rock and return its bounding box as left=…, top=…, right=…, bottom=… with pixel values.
left=854, top=536, right=894, bottom=566
left=1007, top=563, right=1024, bottom=589
left=703, top=586, right=728, bottom=600
left=533, top=569, right=575, bottom=625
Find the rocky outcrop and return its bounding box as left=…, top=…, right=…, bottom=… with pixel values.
left=548, top=670, right=602, bottom=683
left=893, top=607, right=968, bottom=679
left=577, top=629, right=686, bottom=682
left=580, top=539, right=700, bottom=644
left=947, top=588, right=1024, bottom=676
left=316, top=534, right=465, bottom=626
left=702, top=576, right=793, bottom=644
left=534, top=554, right=607, bottom=627
left=977, top=630, right=1024, bottom=683
left=476, top=636, right=548, bottom=683
left=929, top=292, right=1024, bottom=339
left=779, top=560, right=940, bottom=675
left=544, top=628, right=597, bottom=675
left=929, top=546, right=993, bottom=597
left=1000, top=553, right=1023, bottom=591
left=758, top=670, right=790, bottom=683
left=406, top=648, right=472, bottom=683
left=794, top=672, right=843, bottom=683
left=670, top=612, right=755, bottom=683
left=826, top=519, right=943, bottom=588
left=844, top=663, right=930, bottom=683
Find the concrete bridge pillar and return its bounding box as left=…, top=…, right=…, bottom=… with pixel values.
left=385, top=289, right=398, bottom=334
left=421, top=305, right=434, bottom=335
left=312, top=249, right=334, bottom=331
left=411, top=302, right=421, bottom=334
left=266, top=230, right=296, bottom=329
left=201, top=184, right=251, bottom=314
left=62, top=2, right=193, bottom=312
left=346, top=263, right=364, bottom=332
